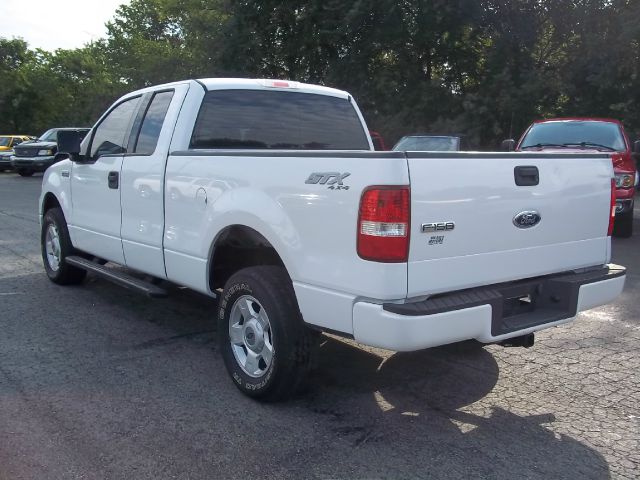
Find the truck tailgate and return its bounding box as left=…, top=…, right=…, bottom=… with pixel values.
left=406, top=152, right=613, bottom=298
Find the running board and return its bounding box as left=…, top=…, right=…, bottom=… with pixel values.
left=65, top=256, right=168, bottom=298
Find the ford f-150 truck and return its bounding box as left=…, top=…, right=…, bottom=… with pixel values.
left=40, top=79, right=626, bottom=401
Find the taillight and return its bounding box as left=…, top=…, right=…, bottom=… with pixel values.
left=608, top=178, right=616, bottom=236
left=357, top=186, right=410, bottom=262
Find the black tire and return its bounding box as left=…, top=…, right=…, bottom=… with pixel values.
left=613, top=209, right=633, bottom=238
left=41, top=207, right=86, bottom=285
left=218, top=266, right=318, bottom=401
left=17, top=169, right=34, bottom=177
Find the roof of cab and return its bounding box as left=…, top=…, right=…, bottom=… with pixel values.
left=124, top=78, right=350, bottom=100
left=196, top=78, right=349, bottom=99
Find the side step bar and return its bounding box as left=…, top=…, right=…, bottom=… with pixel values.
left=66, top=255, right=168, bottom=298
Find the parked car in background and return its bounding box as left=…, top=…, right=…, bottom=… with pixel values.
left=369, top=131, right=388, bottom=151
left=392, top=134, right=465, bottom=151
left=0, top=135, right=34, bottom=171
left=12, top=128, right=90, bottom=177
left=0, top=135, right=33, bottom=152
left=503, top=118, right=638, bottom=237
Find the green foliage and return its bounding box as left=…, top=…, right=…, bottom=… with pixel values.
left=2, top=0, right=640, bottom=147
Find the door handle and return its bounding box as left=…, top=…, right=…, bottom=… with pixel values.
left=108, top=171, right=119, bottom=189
left=514, top=165, right=539, bottom=186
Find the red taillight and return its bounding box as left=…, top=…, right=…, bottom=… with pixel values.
left=608, top=178, right=616, bottom=236
left=357, top=186, right=410, bottom=262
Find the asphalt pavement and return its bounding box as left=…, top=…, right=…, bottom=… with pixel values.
left=0, top=173, right=638, bottom=479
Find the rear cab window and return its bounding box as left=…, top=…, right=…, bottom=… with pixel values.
left=190, top=89, right=369, bottom=150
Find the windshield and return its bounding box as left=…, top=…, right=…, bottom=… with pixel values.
left=0, top=137, right=10, bottom=147
left=39, top=129, right=59, bottom=142
left=520, top=121, right=626, bottom=151
left=393, top=136, right=460, bottom=151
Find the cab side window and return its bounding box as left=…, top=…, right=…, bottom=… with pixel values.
left=90, top=97, right=141, bottom=160
left=134, top=91, right=174, bottom=155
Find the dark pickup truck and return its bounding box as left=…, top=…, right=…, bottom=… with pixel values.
left=12, top=128, right=90, bottom=176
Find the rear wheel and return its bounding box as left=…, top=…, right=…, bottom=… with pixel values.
left=17, top=168, right=34, bottom=177
left=41, top=208, right=86, bottom=284
left=613, top=209, right=633, bottom=238
left=218, top=266, right=317, bottom=401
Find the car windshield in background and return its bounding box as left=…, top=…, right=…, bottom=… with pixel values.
left=0, top=137, right=11, bottom=147
left=190, top=90, right=370, bottom=150
left=393, top=136, right=459, bottom=151
left=520, top=121, right=626, bottom=151
left=39, top=129, right=59, bottom=142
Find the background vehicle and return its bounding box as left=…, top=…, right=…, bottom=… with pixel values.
left=40, top=79, right=625, bottom=401
left=503, top=118, right=637, bottom=237
left=0, top=135, right=33, bottom=151
left=12, top=128, right=90, bottom=176
left=0, top=135, right=34, bottom=171
left=369, top=131, right=388, bottom=150
left=393, top=134, right=466, bottom=151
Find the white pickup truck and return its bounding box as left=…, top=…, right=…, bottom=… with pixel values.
left=40, top=78, right=626, bottom=400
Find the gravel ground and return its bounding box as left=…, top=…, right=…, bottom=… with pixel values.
left=0, top=172, right=638, bottom=479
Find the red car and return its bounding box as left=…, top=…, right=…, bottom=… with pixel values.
left=504, top=118, right=638, bottom=237
left=369, top=131, right=388, bottom=151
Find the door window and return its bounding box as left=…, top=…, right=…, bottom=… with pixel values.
left=90, top=97, right=141, bottom=159
left=134, top=91, right=174, bottom=155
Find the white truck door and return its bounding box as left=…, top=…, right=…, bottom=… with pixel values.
left=120, top=85, right=189, bottom=278
left=70, top=96, right=142, bottom=264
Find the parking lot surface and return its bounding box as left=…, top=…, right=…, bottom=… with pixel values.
left=0, top=173, right=638, bottom=479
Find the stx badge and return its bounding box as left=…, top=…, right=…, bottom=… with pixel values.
left=305, top=172, right=351, bottom=190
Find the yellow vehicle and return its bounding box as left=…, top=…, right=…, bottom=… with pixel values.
left=0, top=135, right=33, bottom=151
left=0, top=135, right=34, bottom=171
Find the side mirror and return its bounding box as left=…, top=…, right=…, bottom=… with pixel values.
left=633, top=140, right=640, bottom=154
left=501, top=139, right=516, bottom=152
left=57, top=130, right=85, bottom=162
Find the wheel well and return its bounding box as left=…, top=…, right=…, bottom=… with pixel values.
left=42, top=193, right=61, bottom=214
left=209, top=225, right=285, bottom=291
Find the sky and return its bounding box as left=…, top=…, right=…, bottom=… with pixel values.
left=3, top=0, right=131, bottom=51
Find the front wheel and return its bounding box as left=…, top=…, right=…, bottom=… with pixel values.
left=17, top=168, right=34, bottom=177
left=41, top=208, right=86, bottom=284
left=613, top=209, right=633, bottom=238
left=218, top=266, right=317, bottom=401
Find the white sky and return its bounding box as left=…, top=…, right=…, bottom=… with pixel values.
left=3, top=0, right=131, bottom=51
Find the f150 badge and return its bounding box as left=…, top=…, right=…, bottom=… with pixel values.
left=305, top=172, right=351, bottom=190
left=422, top=222, right=455, bottom=246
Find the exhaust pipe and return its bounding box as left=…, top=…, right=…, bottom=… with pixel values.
left=499, top=333, right=534, bottom=348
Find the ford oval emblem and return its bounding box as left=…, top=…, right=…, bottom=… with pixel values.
left=513, top=210, right=541, bottom=229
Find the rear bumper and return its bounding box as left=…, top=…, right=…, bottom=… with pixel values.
left=11, top=156, right=56, bottom=172
left=352, top=264, right=625, bottom=351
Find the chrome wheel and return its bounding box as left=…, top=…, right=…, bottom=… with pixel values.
left=229, top=295, right=274, bottom=378
left=45, top=223, right=62, bottom=272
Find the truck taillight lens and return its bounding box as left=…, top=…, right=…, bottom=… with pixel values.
left=608, top=178, right=616, bottom=236
left=357, top=186, right=410, bottom=262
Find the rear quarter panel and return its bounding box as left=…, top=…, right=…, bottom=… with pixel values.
left=163, top=151, right=409, bottom=333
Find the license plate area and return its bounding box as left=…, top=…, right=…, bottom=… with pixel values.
left=492, top=279, right=576, bottom=336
